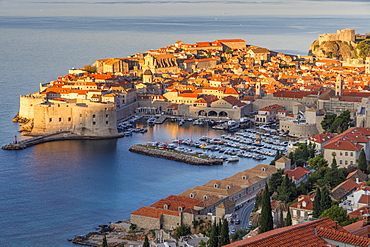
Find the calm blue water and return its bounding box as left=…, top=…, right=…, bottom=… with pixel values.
left=0, top=15, right=369, bottom=246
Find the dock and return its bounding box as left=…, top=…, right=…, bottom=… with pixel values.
left=155, top=116, right=167, bottom=124
left=2, top=131, right=124, bottom=150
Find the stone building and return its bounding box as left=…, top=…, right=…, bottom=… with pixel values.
left=318, top=29, right=355, bottom=45
left=31, top=99, right=118, bottom=136
left=289, top=195, right=315, bottom=225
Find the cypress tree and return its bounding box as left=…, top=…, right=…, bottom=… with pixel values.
left=143, top=236, right=150, bottom=247
left=358, top=149, right=367, bottom=174
left=285, top=209, right=292, bottom=227
left=320, top=186, right=333, bottom=212
left=259, top=183, right=273, bottom=233
left=313, top=187, right=322, bottom=218
left=219, top=219, right=230, bottom=246
left=209, top=222, right=218, bottom=247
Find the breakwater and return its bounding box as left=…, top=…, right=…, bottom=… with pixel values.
left=129, top=144, right=223, bottom=166
left=2, top=131, right=125, bottom=150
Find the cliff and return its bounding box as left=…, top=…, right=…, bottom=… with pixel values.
left=308, top=40, right=356, bottom=60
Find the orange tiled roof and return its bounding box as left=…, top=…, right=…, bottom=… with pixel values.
left=284, top=167, right=311, bottom=180
left=131, top=206, right=180, bottom=219
left=224, top=217, right=349, bottom=247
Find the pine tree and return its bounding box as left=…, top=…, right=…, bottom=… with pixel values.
left=358, top=149, right=367, bottom=174
left=285, top=209, right=292, bottom=226
left=312, top=187, right=322, bottom=218
left=143, top=236, right=150, bottom=247
left=219, top=219, right=230, bottom=246
left=209, top=222, right=218, bottom=247
left=259, top=183, right=273, bottom=233
left=102, top=235, right=108, bottom=247
left=320, top=186, right=333, bottom=212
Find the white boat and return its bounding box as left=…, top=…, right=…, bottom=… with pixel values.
left=227, top=156, right=239, bottom=162
left=147, top=117, right=157, bottom=125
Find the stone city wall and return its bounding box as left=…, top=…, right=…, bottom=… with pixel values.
left=279, top=120, right=319, bottom=138
left=19, top=94, right=45, bottom=119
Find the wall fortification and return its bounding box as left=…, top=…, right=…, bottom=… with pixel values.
left=318, top=29, right=355, bottom=45
left=31, top=99, right=118, bottom=136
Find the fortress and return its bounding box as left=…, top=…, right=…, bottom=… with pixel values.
left=19, top=95, right=118, bottom=137
left=318, top=28, right=355, bottom=45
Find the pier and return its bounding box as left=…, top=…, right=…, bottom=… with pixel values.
left=155, top=115, right=167, bottom=124
left=129, top=144, right=223, bottom=166
left=2, top=131, right=125, bottom=150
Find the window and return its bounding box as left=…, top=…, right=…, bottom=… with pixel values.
left=226, top=185, right=231, bottom=190
left=340, top=160, right=343, bottom=164
left=350, top=161, right=353, bottom=165
left=345, top=152, right=348, bottom=156
left=80, top=114, right=82, bottom=117
left=106, top=121, right=108, bottom=125
left=190, top=193, right=195, bottom=198
left=106, top=114, right=108, bottom=118
left=203, top=195, right=208, bottom=200
left=340, top=152, right=343, bottom=156
left=163, top=204, right=168, bottom=210
left=300, top=211, right=305, bottom=217
left=178, top=207, right=183, bottom=212
left=92, top=114, right=96, bottom=118
left=293, top=210, right=297, bottom=216
left=345, top=160, right=348, bottom=165
left=49, top=118, right=52, bottom=122
left=68, top=117, right=71, bottom=122
left=242, top=176, right=247, bottom=180
left=93, top=122, right=96, bottom=125
left=59, top=118, right=62, bottom=122
left=350, top=152, right=353, bottom=156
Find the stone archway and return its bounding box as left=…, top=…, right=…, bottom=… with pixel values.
left=219, top=111, right=228, bottom=117
left=208, top=111, right=217, bottom=117
left=198, top=110, right=207, bottom=116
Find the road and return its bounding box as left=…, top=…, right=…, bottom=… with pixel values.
left=229, top=199, right=255, bottom=233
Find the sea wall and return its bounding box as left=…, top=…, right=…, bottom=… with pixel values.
left=129, top=145, right=223, bottom=166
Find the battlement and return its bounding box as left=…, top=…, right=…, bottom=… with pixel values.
left=318, top=29, right=355, bottom=45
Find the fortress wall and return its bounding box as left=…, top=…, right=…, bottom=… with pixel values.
left=72, top=102, right=117, bottom=136
left=253, top=97, right=304, bottom=113
left=116, top=101, right=139, bottom=122
left=19, top=95, right=45, bottom=119
left=279, top=121, right=319, bottom=138
left=32, top=102, right=74, bottom=134
left=318, top=29, right=355, bottom=45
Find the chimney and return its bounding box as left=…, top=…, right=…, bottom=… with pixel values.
left=362, top=214, right=370, bottom=226
left=356, top=177, right=360, bottom=184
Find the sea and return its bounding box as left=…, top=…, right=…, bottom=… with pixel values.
left=0, top=15, right=369, bottom=246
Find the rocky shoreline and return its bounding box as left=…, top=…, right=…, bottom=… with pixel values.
left=129, top=144, right=224, bottom=166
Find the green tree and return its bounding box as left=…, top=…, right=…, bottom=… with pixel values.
left=143, top=236, right=150, bottom=247
left=83, top=64, right=96, bottom=73
left=276, top=174, right=296, bottom=203
left=357, top=39, right=370, bottom=60
left=208, top=222, right=218, bottom=247
left=320, top=186, right=333, bottom=212
left=268, top=169, right=284, bottom=194
left=225, top=47, right=232, bottom=54
left=312, top=187, right=322, bottom=218
left=324, top=155, right=345, bottom=188
left=285, top=209, right=292, bottom=226
left=199, top=240, right=208, bottom=247
left=307, top=155, right=328, bottom=169
left=319, top=205, right=357, bottom=226
left=321, top=113, right=337, bottom=133
left=357, top=149, right=367, bottom=174
left=219, top=219, right=230, bottom=246
left=175, top=224, right=191, bottom=239
left=102, top=235, right=108, bottom=247
left=259, top=183, right=273, bottom=233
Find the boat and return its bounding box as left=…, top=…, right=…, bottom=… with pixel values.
left=147, top=117, right=157, bottom=125
left=227, top=156, right=239, bottom=162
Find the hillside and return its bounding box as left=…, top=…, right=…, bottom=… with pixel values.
left=308, top=40, right=356, bottom=60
